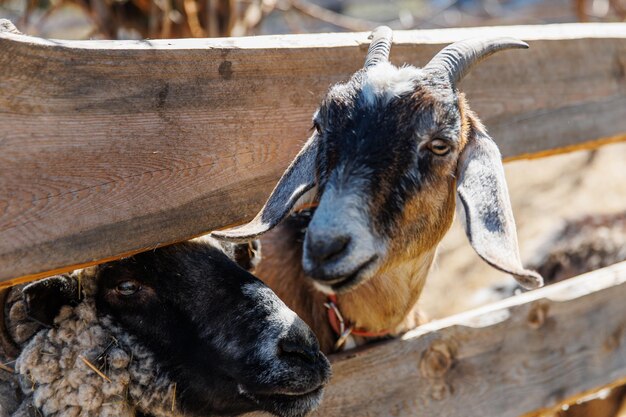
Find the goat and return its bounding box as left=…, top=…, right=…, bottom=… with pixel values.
left=0, top=237, right=330, bottom=417
left=213, top=27, right=543, bottom=352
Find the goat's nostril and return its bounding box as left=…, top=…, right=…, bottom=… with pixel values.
left=279, top=339, right=318, bottom=364
left=308, top=235, right=351, bottom=263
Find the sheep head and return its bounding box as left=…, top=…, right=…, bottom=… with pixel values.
left=214, top=27, right=543, bottom=294
left=13, top=240, right=330, bottom=417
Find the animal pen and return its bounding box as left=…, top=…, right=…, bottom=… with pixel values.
left=1, top=21, right=626, bottom=417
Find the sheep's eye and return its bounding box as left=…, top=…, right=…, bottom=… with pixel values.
left=313, top=122, right=322, bottom=134
left=429, top=139, right=451, bottom=156
left=116, top=281, right=140, bottom=296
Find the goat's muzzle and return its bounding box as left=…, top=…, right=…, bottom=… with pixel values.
left=302, top=192, right=382, bottom=292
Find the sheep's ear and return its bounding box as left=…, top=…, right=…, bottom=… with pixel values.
left=230, top=240, right=262, bottom=271
left=213, top=239, right=262, bottom=271
left=212, top=135, right=319, bottom=242
left=22, top=275, right=81, bottom=326
left=456, top=125, right=543, bottom=290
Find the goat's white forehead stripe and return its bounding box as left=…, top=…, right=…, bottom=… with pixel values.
left=361, top=62, right=421, bottom=106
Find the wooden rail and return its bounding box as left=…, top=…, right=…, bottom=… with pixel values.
left=303, top=261, right=626, bottom=417
left=1, top=23, right=626, bottom=283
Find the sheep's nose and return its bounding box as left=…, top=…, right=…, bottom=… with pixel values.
left=305, top=232, right=351, bottom=264
left=278, top=322, right=320, bottom=365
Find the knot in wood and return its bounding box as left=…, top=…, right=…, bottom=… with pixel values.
left=527, top=303, right=549, bottom=329
left=420, top=341, right=454, bottom=378
left=219, top=61, right=233, bottom=80
left=604, top=324, right=626, bottom=351
left=430, top=382, right=451, bottom=401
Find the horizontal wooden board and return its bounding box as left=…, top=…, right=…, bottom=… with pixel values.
left=1, top=23, right=626, bottom=282
left=289, top=261, right=626, bottom=417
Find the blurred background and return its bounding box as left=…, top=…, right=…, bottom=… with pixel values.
left=1, top=0, right=625, bottom=320
left=0, top=0, right=625, bottom=40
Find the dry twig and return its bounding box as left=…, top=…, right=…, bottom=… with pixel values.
left=0, top=362, right=15, bottom=374
left=79, top=354, right=111, bottom=383
left=289, top=0, right=374, bottom=31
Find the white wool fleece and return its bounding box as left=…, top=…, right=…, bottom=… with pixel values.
left=12, top=270, right=179, bottom=417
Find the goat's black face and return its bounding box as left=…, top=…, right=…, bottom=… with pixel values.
left=304, top=65, right=463, bottom=291
left=94, top=240, right=331, bottom=417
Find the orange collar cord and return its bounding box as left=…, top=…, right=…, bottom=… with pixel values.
left=293, top=201, right=319, bottom=212
left=324, top=294, right=392, bottom=350
left=293, top=203, right=392, bottom=349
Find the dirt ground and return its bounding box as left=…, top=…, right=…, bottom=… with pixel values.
left=420, top=142, right=626, bottom=319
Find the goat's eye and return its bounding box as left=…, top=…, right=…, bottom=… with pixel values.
left=429, top=139, right=451, bottom=156
left=116, top=281, right=140, bottom=296
left=313, top=122, right=322, bottom=134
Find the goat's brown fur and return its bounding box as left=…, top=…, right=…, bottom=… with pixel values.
left=217, top=38, right=537, bottom=352
left=257, top=222, right=433, bottom=353
left=255, top=224, right=336, bottom=353
left=255, top=95, right=478, bottom=352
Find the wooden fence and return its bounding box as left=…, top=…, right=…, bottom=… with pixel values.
left=313, top=261, right=626, bottom=417
left=1, top=23, right=625, bottom=285
left=1, top=21, right=626, bottom=416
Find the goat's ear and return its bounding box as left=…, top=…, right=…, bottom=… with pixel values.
left=22, top=275, right=82, bottom=326
left=456, top=125, right=543, bottom=290
left=212, top=135, right=319, bottom=242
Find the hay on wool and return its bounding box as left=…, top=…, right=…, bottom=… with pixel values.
left=12, top=269, right=179, bottom=417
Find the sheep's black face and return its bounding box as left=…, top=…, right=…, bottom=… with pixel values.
left=304, top=63, right=463, bottom=292
left=94, top=240, right=331, bottom=417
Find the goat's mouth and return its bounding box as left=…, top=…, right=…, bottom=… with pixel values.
left=325, top=255, right=378, bottom=293
left=238, top=384, right=325, bottom=417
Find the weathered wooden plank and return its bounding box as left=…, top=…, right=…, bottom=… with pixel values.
left=300, top=261, right=626, bottom=417
left=1, top=24, right=625, bottom=283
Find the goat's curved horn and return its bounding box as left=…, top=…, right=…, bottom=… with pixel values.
left=424, top=37, right=528, bottom=85
left=364, top=26, right=393, bottom=68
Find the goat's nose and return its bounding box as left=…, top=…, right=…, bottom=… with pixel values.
left=278, top=322, right=320, bottom=365
left=306, top=233, right=351, bottom=264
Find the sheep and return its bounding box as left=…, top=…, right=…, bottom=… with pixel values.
left=487, top=211, right=626, bottom=301
left=529, top=211, right=626, bottom=285
left=0, top=237, right=330, bottom=417
left=212, top=26, right=543, bottom=352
